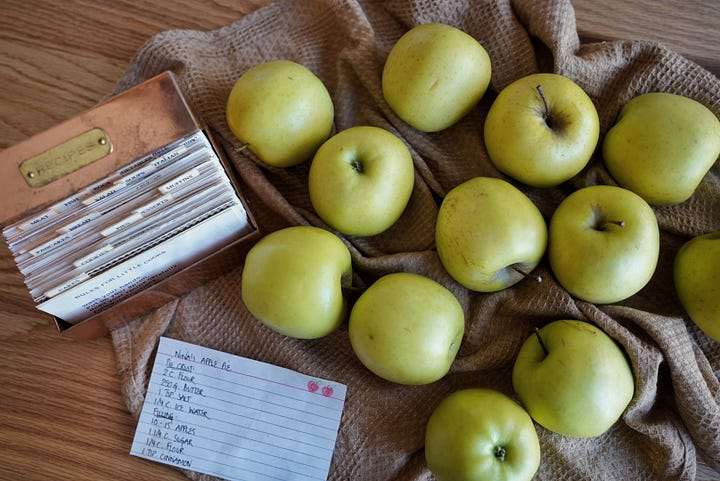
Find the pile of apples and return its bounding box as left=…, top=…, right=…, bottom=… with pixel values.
left=226, top=22, right=720, bottom=481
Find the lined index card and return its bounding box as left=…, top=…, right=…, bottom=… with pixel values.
left=131, top=337, right=347, bottom=481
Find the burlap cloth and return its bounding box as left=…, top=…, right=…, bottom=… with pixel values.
left=108, top=0, right=720, bottom=479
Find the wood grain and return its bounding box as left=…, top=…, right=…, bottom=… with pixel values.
left=0, top=1, right=718, bottom=480
left=573, top=0, right=720, bottom=75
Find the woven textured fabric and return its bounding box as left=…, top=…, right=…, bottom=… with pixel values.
left=109, top=1, right=720, bottom=479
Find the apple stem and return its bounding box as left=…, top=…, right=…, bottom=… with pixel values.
left=512, top=265, right=542, bottom=283
left=235, top=143, right=250, bottom=153
left=536, top=84, right=553, bottom=127
left=592, top=205, right=625, bottom=231
left=534, top=327, right=549, bottom=357
left=598, top=219, right=625, bottom=230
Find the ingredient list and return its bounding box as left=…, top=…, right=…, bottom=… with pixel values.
left=130, top=337, right=347, bottom=481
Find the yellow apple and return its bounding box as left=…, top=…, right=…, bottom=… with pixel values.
left=484, top=73, right=600, bottom=188
left=241, top=226, right=351, bottom=339
left=308, top=126, right=415, bottom=236
left=226, top=59, right=334, bottom=167
left=425, top=388, right=541, bottom=481
left=382, top=22, right=491, bottom=132
left=548, top=185, right=659, bottom=304
left=603, top=92, right=720, bottom=205
left=348, top=272, right=464, bottom=385
left=674, top=231, right=720, bottom=342
left=435, top=176, right=547, bottom=292
left=512, top=320, right=635, bottom=438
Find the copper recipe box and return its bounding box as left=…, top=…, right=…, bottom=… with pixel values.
left=0, top=72, right=260, bottom=339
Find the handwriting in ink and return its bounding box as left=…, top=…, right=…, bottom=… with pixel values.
left=174, top=350, right=196, bottom=362
left=174, top=424, right=196, bottom=436
left=183, top=384, right=205, bottom=396
left=152, top=408, right=174, bottom=421
left=200, top=356, right=232, bottom=371
left=189, top=407, right=210, bottom=419
left=165, top=358, right=194, bottom=372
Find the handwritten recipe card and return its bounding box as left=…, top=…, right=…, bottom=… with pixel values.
left=131, top=337, right=347, bottom=481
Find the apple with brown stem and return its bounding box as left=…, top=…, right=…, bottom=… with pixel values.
left=548, top=185, right=660, bottom=304
left=435, top=176, right=547, bottom=292
left=484, top=73, right=600, bottom=188
left=512, top=320, right=635, bottom=438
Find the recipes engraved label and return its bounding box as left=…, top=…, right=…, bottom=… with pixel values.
left=20, top=128, right=113, bottom=188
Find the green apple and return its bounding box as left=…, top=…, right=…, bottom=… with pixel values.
left=308, top=126, right=414, bottom=236
left=241, top=226, right=351, bottom=339
left=548, top=185, right=659, bottom=304
left=603, top=92, right=720, bottom=205
left=425, top=388, right=540, bottom=481
left=348, top=272, right=464, bottom=385
left=226, top=59, right=334, bottom=167
left=674, top=231, right=720, bottom=342
left=484, top=73, right=600, bottom=188
left=512, top=320, right=635, bottom=438
left=435, top=176, right=547, bottom=292
left=382, top=22, right=491, bottom=132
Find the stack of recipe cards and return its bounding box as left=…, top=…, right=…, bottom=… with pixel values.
left=2, top=129, right=250, bottom=324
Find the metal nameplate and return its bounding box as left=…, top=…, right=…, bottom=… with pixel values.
left=20, top=128, right=113, bottom=188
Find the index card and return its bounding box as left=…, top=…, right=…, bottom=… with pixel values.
left=130, top=337, right=347, bottom=481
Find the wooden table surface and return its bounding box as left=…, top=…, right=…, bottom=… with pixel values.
left=0, top=1, right=718, bottom=480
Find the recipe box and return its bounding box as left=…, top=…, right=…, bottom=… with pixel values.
left=0, top=72, right=260, bottom=339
